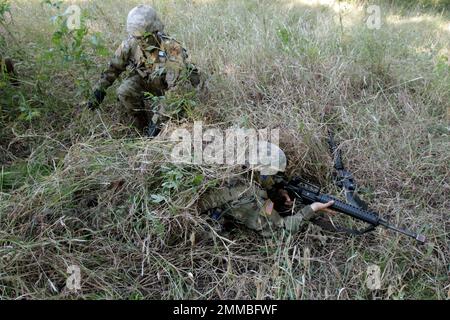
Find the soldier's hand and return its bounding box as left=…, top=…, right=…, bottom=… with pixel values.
left=311, top=201, right=337, bottom=215
left=278, top=189, right=293, bottom=207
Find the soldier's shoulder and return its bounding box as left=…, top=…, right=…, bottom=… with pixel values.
left=118, top=36, right=138, bottom=52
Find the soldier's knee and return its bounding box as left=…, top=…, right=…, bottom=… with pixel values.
left=117, top=86, right=146, bottom=114
left=117, top=79, right=143, bottom=102
left=116, top=84, right=130, bottom=102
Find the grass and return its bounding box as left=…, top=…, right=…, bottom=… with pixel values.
left=0, top=0, right=449, bottom=299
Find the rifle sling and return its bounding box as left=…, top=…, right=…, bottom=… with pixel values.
left=345, top=189, right=368, bottom=210
left=328, top=129, right=370, bottom=211
left=312, top=217, right=376, bottom=236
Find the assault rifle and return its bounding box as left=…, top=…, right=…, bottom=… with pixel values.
left=285, top=178, right=426, bottom=243
left=281, top=129, right=425, bottom=243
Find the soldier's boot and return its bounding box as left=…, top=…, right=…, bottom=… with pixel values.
left=146, top=121, right=160, bottom=137
left=147, top=111, right=165, bottom=137
left=131, top=107, right=151, bottom=133
left=130, top=107, right=160, bottom=137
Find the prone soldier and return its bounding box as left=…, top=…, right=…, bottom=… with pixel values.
left=198, top=142, right=335, bottom=237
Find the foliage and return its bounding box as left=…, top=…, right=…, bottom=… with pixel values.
left=0, top=0, right=10, bottom=22
left=48, top=7, right=109, bottom=98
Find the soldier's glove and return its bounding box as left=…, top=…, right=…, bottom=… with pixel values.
left=209, top=209, right=223, bottom=221
left=146, top=122, right=161, bottom=138
left=87, top=89, right=106, bottom=110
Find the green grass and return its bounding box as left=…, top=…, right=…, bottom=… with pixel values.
left=0, top=0, right=449, bottom=299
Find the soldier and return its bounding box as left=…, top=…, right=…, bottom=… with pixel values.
left=87, top=4, right=201, bottom=136
left=198, top=142, right=335, bottom=237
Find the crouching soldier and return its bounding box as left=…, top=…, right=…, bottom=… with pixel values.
left=197, top=142, right=335, bottom=237
left=87, top=4, right=202, bottom=136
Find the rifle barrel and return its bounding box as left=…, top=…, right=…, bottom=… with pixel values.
left=287, top=182, right=426, bottom=244
left=379, top=220, right=426, bottom=244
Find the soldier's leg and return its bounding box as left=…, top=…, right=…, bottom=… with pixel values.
left=117, top=75, right=151, bottom=133
left=226, top=194, right=284, bottom=237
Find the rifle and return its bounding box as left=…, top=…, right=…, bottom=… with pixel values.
left=327, top=129, right=367, bottom=209
left=285, top=178, right=426, bottom=243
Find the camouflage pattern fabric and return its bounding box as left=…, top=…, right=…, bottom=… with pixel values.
left=93, top=33, right=201, bottom=127
left=198, top=177, right=315, bottom=237
left=126, top=5, right=164, bottom=37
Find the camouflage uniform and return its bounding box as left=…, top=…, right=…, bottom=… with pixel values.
left=90, top=5, right=201, bottom=133
left=198, top=174, right=315, bottom=237
left=198, top=142, right=315, bottom=237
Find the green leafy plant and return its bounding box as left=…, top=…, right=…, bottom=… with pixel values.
left=147, top=89, right=198, bottom=122
left=0, top=83, right=42, bottom=122
left=150, top=165, right=185, bottom=205
left=48, top=7, right=109, bottom=98
left=150, top=165, right=204, bottom=206
left=0, top=0, right=10, bottom=22
left=17, top=93, right=41, bottom=121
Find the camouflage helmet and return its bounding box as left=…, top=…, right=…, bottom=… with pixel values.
left=126, top=5, right=164, bottom=37
left=249, top=141, right=287, bottom=176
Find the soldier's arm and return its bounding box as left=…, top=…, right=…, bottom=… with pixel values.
left=89, top=39, right=132, bottom=109
left=282, top=201, right=335, bottom=233
left=282, top=205, right=315, bottom=233
left=197, top=184, right=251, bottom=214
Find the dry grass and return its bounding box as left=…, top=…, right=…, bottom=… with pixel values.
left=0, top=0, right=449, bottom=299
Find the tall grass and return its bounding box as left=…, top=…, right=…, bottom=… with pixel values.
left=0, top=0, right=449, bottom=299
